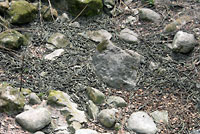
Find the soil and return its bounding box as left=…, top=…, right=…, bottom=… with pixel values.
left=0, top=0, right=200, bottom=134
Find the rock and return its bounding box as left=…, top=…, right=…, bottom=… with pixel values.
left=171, top=31, right=197, bottom=53
left=191, top=129, right=200, bottom=134
left=44, top=49, right=65, bottom=60
left=34, top=131, right=45, bottom=134
left=122, top=16, right=137, bottom=24
left=150, top=110, right=168, bottom=125
left=69, top=22, right=80, bottom=28
left=75, top=129, right=98, bottom=134
left=41, top=5, right=58, bottom=21
left=154, top=0, right=171, bottom=6
left=119, top=28, right=139, bottom=43
left=92, top=40, right=139, bottom=90
left=103, top=0, right=115, bottom=16
left=107, top=96, right=127, bottom=108
left=46, top=33, right=70, bottom=50
left=127, top=111, right=157, bottom=134
left=164, top=16, right=191, bottom=33
left=87, top=100, right=99, bottom=120
left=86, top=87, right=105, bottom=104
left=48, top=90, right=87, bottom=123
left=54, top=126, right=69, bottom=134
left=138, top=8, right=161, bottom=23
left=48, top=106, right=69, bottom=134
left=16, top=108, right=51, bottom=132
left=67, top=0, right=103, bottom=17
left=114, top=123, right=121, bottom=131
left=0, top=30, right=28, bottom=49
left=8, top=1, right=37, bottom=24
left=0, top=82, right=25, bottom=113
left=79, top=29, right=112, bottom=42
left=59, top=13, right=70, bottom=23
left=68, top=121, right=82, bottom=132
left=98, top=108, right=117, bottom=128
left=149, top=61, right=159, bottom=71
left=29, top=93, right=41, bottom=105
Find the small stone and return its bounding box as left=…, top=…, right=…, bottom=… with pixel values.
left=34, top=131, right=45, bottom=134
left=87, top=87, right=105, bottom=104
left=107, top=96, right=127, bottom=108
left=79, top=29, right=112, bottom=42
left=46, top=33, right=70, bottom=50
left=149, top=61, right=159, bottom=71
left=127, top=111, right=157, bottom=134
left=191, top=129, right=200, bottom=134
left=98, top=108, right=117, bottom=128
left=44, top=49, right=64, bottom=60
left=29, top=93, right=41, bottom=105
left=138, top=8, right=161, bottom=23
left=69, top=22, right=80, bottom=28
left=171, top=31, right=197, bottom=53
left=119, top=28, right=138, bottom=43
left=150, top=110, right=168, bottom=125
left=122, top=16, right=137, bottom=24
left=16, top=108, right=51, bottom=132
left=75, top=129, right=98, bottom=134
left=114, top=123, right=121, bottom=131
left=60, top=13, right=69, bottom=23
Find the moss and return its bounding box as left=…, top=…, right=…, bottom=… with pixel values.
left=164, top=22, right=177, bottom=33
left=97, top=40, right=109, bottom=53
left=0, top=30, right=28, bottom=49
left=8, top=1, right=37, bottom=24
left=47, top=90, right=68, bottom=107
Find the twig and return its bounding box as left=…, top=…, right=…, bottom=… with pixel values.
left=38, top=0, right=43, bottom=25
left=70, top=4, right=88, bottom=23
left=0, top=45, right=21, bottom=58
left=0, top=16, right=9, bottom=29
left=47, top=0, right=55, bottom=21
left=19, top=54, right=24, bottom=92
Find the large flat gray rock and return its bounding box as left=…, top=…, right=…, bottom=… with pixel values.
left=16, top=108, right=51, bottom=132
left=92, top=40, right=143, bottom=90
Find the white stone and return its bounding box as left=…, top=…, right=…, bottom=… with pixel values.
left=127, top=111, right=157, bottom=134
left=44, top=49, right=64, bottom=60
left=16, top=108, right=51, bottom=132
left=119, top=28, right=138, bottom=43
left=171, top=31, right=197, bottom=53
left=75, top=129, right=98, bottom=134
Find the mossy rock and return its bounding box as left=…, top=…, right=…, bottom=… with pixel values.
left=67, top=0, right=103, bottom=17
left=8, top=0, right=37, bottom=24
left=0, top=82, right=26, bottom=113
left=0, top=30, right=28, bottom=49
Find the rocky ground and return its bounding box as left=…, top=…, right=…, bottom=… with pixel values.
left=0, top=0, right=200, bottom=134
